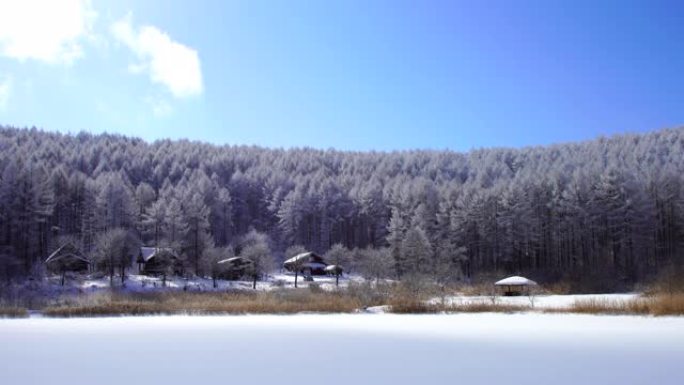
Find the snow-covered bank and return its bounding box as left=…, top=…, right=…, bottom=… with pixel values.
left=41, top=272, right=363, bottom=293
left=1, top=314, right=682, bottom=385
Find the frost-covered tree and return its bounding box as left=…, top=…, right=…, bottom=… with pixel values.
left=182, top=192, right=212, bottom=275
left=241, top=242, right=274, bottom=289
left=1, top=126, right=684, bottom=286
left=202, top=246, right=231, bottom=288
left=284, top=244, right=307, bottom=288
left=399, top=227, right=432, bottom=277
left=324, top=243, right=350, bottom=286
left=357, top=247, right=394, bottom=282
left=93, top=228, right=139, bottom=287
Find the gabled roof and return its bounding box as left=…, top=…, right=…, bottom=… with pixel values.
left=495, top=276, right=537, bottom=286
left=218, top=256, right=253, bottom=268
left=45, top=242, right=90, bottom=264
left=284, top=252, right=326, bottom=265
left=139, top=247, right=178, bottom=262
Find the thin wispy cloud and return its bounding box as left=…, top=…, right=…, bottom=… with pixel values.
left=111, top=14, right=203, bottom=98
left=0, top=0, right=96, bottom=65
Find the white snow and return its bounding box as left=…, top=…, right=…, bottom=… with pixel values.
left=45, top=272, right=363, bottom=293
left=283, top=251, right=317, bottom=264
left=1, top=314, right=682, bottom=384
left=494, top=275, right=537, bottom=286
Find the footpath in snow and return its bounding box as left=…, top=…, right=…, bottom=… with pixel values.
left=1, top=313, right=683, bottom=385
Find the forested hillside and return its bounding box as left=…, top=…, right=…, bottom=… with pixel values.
left=1, top=126, right=683, bottom=285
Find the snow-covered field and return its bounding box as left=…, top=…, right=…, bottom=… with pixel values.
left=1, top=314, right=683, bottom=385
left=48, top=272, right=362, bottom=292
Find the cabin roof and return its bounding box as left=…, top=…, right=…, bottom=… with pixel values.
left=218, top=256, right=253, bottom=265
left=495, top=276, right=537, bottom=286
left=139, top=247, right=178, bottom=262
left=284, top=252, right=326, bottom=265
left=45, top=242, right=90, bottom=264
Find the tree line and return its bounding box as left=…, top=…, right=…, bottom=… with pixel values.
left=0, top=126, right=682, bottom=287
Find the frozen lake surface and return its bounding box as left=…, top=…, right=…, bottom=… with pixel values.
left=1, top=313, right=683, bottom=385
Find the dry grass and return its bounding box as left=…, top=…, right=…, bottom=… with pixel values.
left=648, top=293, right=684, bottom=315
left=389, top=301, right=529, bottom=314
left=388, top=286, right=530, bottom=314
left=544, top=294, right=684, bottom=316
left=452, top=282, right=499, bottom=296
left=43, top=289, right=382, bottom=317
left=31, top=276, right=684, bottom=317
left=0, top=306, right=28, bottom=318
left=446, top=302, right=530, bottom=313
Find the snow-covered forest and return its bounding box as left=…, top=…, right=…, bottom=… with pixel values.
left=1, top=126, right=683, bottom=285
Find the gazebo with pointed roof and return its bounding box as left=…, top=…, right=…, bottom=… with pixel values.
left=494, top=275, right=538, bottom=296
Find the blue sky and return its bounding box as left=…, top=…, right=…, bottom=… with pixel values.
left=1, top=0, right=683, bottom=151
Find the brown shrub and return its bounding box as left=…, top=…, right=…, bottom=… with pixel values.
left=0, top=306, right=28, bottom=318
left=647, top=294, right=684, bottom=316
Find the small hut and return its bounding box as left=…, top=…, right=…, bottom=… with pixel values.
left=217, top=256, right=253, bottom=280
left=45, top=242, right=90, bottom=285
left=45, top=242, right=90, bottom=274
left=137, top=247, right=181, bottom=276
left=283, top=252, right=329, bottom=276
left=495, top=276, right=537, bottom=296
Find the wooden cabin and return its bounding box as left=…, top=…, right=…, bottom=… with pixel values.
left=283, top=252, right=329, bottom=276
left=137, top=247, right=181, bottom=276
left=45, top=242, right=90, bottom=274
left=494, top=276, right=537, bottom=296
left=217, top=256, right=253, bottom=280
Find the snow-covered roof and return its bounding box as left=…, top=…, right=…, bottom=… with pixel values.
left=45, top=242, right=90, bottom=264
left=284, top=252, right=312, bottom=264
left=218, top=257, right=241, bottom=264
left=495, top=276, right=537, bottom=286
left=218, top=257, right=252, bottom=265
left=139, top=247, right=177, bottom=262
left=283, top=252, right=326, bottom=265
left=324, top=264, right=343, bottom=272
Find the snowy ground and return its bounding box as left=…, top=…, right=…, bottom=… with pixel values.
left=47, top=272, right=362, bottom=292
left=1, top=314, right=682, bottom=385
left=437, top=293, right=641, bottom=309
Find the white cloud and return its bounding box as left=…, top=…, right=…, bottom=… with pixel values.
left=0, top=0, right=96, bottom=64
left=0, top=76, right=10, bottom=111
left=111, top=15, right=203, bottom=98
